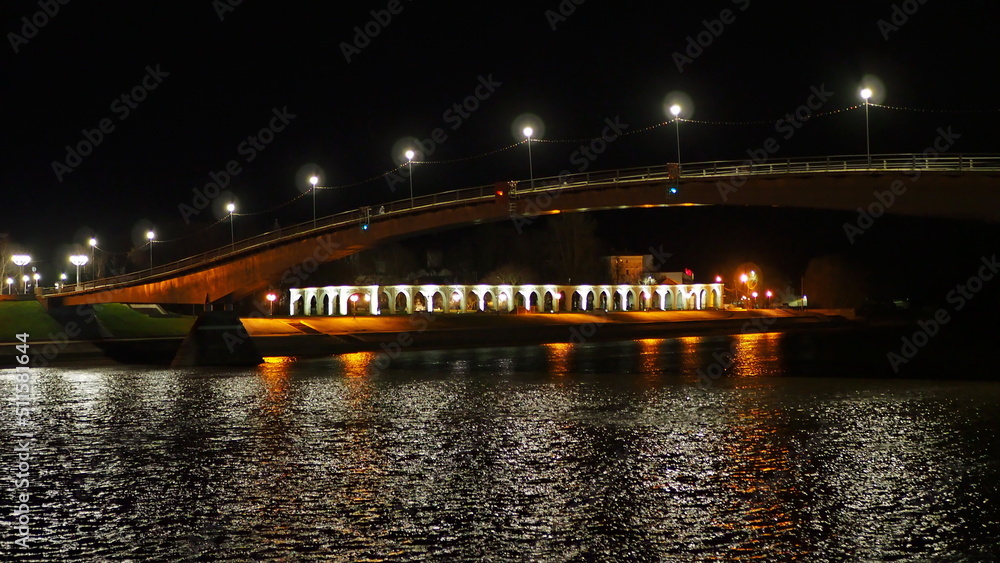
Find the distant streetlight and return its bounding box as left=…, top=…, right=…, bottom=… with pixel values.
left=350, top=293, right=359, bottom=318
left=146, top=230, right=155, bottom=271
left=59, top=273, right=67, bottom=291
left=5, top=277, right=12, bottom=295
left=69, top=255, right=89, bottom=290
left=765, top=290, right=773, bottom=308
left=32, top=273, right=40, bottom=292
left=860, top=87, right=873, bottom=165
left=89, top=238, right=98, bottom=280
left=670, top=104, right=682, bottom=172
left=21, top=275, right=28, bottom=293
left=523, top=126, right=535, bottom=190
left=309, top=175, right=319, bottom=227
left=751, top=291, right=759, bottom=309
left=227, top=202, right=236, bottom=251
left=266, top=292, right=277, bottom=316
left=405, top=150, right=416, bottom=208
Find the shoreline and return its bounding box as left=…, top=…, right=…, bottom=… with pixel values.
left=0, top=309, right=865, bottom=367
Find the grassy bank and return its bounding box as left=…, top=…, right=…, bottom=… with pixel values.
left=0, top=301, right=195, bottom=342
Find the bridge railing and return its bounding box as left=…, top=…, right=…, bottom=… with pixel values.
left=69, top=153, right=1000, bottom=294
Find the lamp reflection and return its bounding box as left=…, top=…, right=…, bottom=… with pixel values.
left=543, top=342, right=573, bottom=377
left=259, top=356, right=294, bottom=416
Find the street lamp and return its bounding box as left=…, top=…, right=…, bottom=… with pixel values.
left=350, top=293, right=359, bottom=318
left=89, top=238, right=98, bottom=280
left=226, top=202, right=236, bottom=251
left=70, top=254, right=89, bottom=290
left=266, top=292, right=277, bottom=316
left=523, top=126, right=535, bottom=190
left=405, top=150, right=416, bottom=208
left=146, top=230, right=155, bottom=271
left=670, top=104, right=682, bottom=172
left=58, top=273, right=67, bottom=291
left=12, top=255, right=30, bottom=293
left=5, top=278, right=12, bottom=294
left=32, top=273, right=40, bottom=292
left=860, top=87, right=872, bottom=165
left=309, top=175, right=319, bottom=227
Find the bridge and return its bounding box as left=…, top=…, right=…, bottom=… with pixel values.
left=45, top=153, right=1000, bottom=307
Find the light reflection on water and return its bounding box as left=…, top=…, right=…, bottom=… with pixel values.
left=1, top=331, right=999, bottom=561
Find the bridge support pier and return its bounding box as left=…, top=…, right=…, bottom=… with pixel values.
left=171, top=310, right=262, bottom=367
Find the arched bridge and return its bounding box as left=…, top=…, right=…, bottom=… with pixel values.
left=49, top=153, right=1000, bottom=307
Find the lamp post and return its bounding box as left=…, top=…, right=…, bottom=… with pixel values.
left=405, top=150, right=415, bottom=208
left=70, top=255, right=89, bottom=290
left=146, top=230, right=155, bottom=272
left=860, top=88, right=872, bottom=165
left=523, top=126, right=535, bottom=190
left=766, top=290, right=773, bottom=308
left=21, top=275, right=28, bottom=293
left=59, top=273, right=67, bottom=291
left=227, top=202, right=236, bottom=251
left=5, top=278, right=12, bottom=295
left=89, top=238, right=98, bottom=280
left=350, top=293, right=359, bottom=318
left=309, top=175, right=319, bottom=227
left=12, top=254, right=30, bottom=293
left=670, top=104, right=682, bottom=173
left=32, top=273, right=40, bottom=293
left=266, top=292, right=277, bottom=316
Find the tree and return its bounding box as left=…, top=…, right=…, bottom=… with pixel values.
left=543, top=214, right=604, bottom=283
left=802, top=254, right=869, bottom=308
left=481, top=262, right=537, bottom=285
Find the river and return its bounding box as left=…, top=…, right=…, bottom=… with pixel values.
left=3, top=331, right=999, bottom=560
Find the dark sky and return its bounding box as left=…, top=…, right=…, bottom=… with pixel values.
left=4, top=1, right=999, bottom=281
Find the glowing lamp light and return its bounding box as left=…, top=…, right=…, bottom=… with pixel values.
left=266, top=293, right=277, bottom=302
left=766, top=290, right=773, bottom=298
left=12, top=255, right=30, bottom=267
left=523, top=126, right=533, bottom=138
left=405, top=150, right=415, bottom=161
left=740, top=273, right=749, bottom=283
left=69, top=255, right=89, bottom=267
left=452, top=292, right=461, bottom=302
left=309, top=176, right=319, bottom=187
left=670, top=104, right=681, bottom=117
left=364, top=294, right=371, bottom=302
left=89, top=238, right=97, bottom=247
left=350, top=294, right=359, bottom=303
left=715, top=276, right=722, bottom=283
left=752, top=292, right=758, bottom=298
left=146, top=231, right=155, bottom=241
left=226, top=202, right=236, bottom=213
left=860, top=88, right=873, bottom=101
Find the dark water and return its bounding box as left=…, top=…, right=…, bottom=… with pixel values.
left=3, top=331, right=1000, bottom=561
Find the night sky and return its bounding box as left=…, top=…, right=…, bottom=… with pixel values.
left=4, top=1, right=999, bottom=291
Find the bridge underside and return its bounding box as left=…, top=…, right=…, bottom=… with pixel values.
left=50, top=171, right=999, bottom=306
